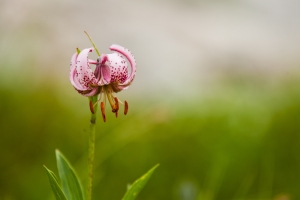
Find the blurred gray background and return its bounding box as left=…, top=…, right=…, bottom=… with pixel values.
left=1, top=0, right=300, bottom=200
left=1, top=0, right=299, bottom=98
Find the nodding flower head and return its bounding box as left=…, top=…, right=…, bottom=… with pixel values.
left=70, top=44, right=136, bottom=121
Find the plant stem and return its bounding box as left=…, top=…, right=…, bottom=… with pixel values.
left=84, top=31, right=101, bottom=56
left=87, top=96, right=98, bottom=200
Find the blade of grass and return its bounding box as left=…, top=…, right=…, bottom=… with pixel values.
left=122, top=164, right=159, bottom=200
left=56, top=150, right=85, bottom=200
left=44, top=166, right=67, bottom=200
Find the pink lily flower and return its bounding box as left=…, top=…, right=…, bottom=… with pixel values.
left=70, top=44, right=136, bottom=121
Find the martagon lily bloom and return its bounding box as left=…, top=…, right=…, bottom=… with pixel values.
left=70, top=44, right=136, bottom=121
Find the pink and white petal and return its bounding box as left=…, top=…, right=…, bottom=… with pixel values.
left=88, top=59, right=97, bottom=65
left=76, top=48, right=97, bottom=88
left=99, top=54, right=111, bottom=84
left=106, top=53, right=128, bottom=83
left=70, top=67, right=86, bottom=90
left=98, top=64, right=111, bottom=86
left=70, top=53, right=77, bottom=70
left=81, top=87, right=99, bottom=97
left=94, top=64, right=101, bottom=82
left=111, top=83, right=129, bottom=93
left=99, top=54, right=108, bottom=64
left=109, top=44, right=136, bottom=84
left=70, top=53, right=85, bottom=90
left=96, top=55, right=111, bottom=85
left=101, top=64, right=111, bottom=84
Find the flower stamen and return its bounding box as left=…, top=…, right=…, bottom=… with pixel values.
left=89, top=100, right=95, bottom=114
left=124, top=101, right=128, bottom=115
left=104, top=86, right=118, bottom=113
left=100, top=102, right=106, bottom=122
left=113, top=97, right=119, bottom=118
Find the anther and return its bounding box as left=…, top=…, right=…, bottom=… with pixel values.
left=100, top=102, right=106, bottom=122
left=112, top=97, right=119, bottom=113
left=124, top=101, right=128, bottom=115
left=115, top=97, right=119, bottom=110
left=89, top=100, right=95, bottom=114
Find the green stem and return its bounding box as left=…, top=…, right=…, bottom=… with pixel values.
left=87, top=96, right=98, bottom=200
left=84, top=31, right=101, bottom=56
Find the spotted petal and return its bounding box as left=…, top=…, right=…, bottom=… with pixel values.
left=70, top=53, right=85, bottom=90
left=109, top=44, right=136, bottom=91
left=80, top=87, right=99, bottom=97
left=97, top=54, right=111, bottom=85
left=110, top=45, right=136, bottom=84
left=75, top=48, right=97, bottom=89
left=107, top=53, right=128, bottom=83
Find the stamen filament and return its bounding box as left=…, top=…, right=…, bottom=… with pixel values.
left=104, top=86, right=117, bottom=112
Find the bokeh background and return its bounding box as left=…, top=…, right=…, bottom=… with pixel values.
left=1, top=0, right=300, bottom=199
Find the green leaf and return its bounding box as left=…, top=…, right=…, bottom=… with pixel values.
left=44, top=166, right=67, bottom=200
left=56, top=150, right=85, bottom=200
left=122, top=164, right=159, bottom=200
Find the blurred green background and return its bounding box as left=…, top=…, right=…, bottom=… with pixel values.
left=1, top=0, right=300, bottom=200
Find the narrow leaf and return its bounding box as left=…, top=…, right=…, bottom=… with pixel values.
left=56, top=150, right=85, bottom=200
left=122, top=164, right=159, bottom=200
left=44, top=166, right=67, bottom=200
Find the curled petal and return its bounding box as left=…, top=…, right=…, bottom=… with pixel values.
left=106, top=53, right=128, bottom=84
left=97, top=54, right=111, bottom=85
left=75, top=48, right=97, bottom=89
left=70, top=53, right=77, bottom=71
left=110, top=83, right=130, bottom=93
left=109, top=44, right=136, bottom=85
left=70, top=53, right=85, bottom=90
left=100, top=64, right=111, bottom=85
left=99, top=54, right=108, bottom=64
left=79, top=87, right=99, bottom=97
